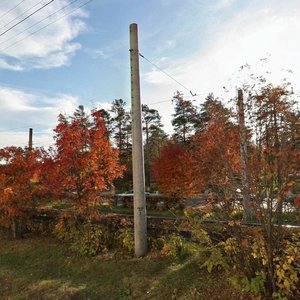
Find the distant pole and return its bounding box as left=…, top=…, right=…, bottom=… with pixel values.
left=28, top=128, right=33, bottom=150
left=129, top=23, right=147, bottom=257
left=237, top=89, right=252, bottom=221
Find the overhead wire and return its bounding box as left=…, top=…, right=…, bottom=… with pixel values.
left=0, top=0, right=80, bottom=48
left=0, top=1, right=209, bottom=129
left=0, top=0, right=26, bottom=21
left=0, top=126, right=30, bottom=132
left=0, top=126, right=53, bottom=133
left=139, top=52, right=198, bottom=97
left=0, top=0, right=45, bottom=31
left=144, top=96, right=208, bottom=106
left=33, top=140, right=54, bottom=145
left=0, top=0, right=55, bottom=38
left=0, top=1, right=92, bottom=148
left=0, top=0, right=93, bottom=52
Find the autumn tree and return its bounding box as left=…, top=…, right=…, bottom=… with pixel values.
left=231, top=80, right=300, bottom=296
left=172, top=91, right=198, bottom=144
left=245, top=84, right=300, bottom=220
left=154, top=98, right=241, bottom=207
left=0, top=147, right=42, bottom=237
left=152, top=141, right=194, bottom=199
left=188, top=107, right=241, bottom=212
left=146, top=127, right=168, bottom=189
left=44, top=107, right=124, bottom=210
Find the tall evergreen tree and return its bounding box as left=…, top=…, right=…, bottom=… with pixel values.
left=110, top=99, right=132, bottom=191
left=110, top=99, right=131, bottom=153
left=195, top=93, right=231, bottom=132
left=98, top=108, right=113, bottom=139
left=142, top=104, right=167, bottom=188
left=171, top=91, right=197, bottom=144
left=142, top=104, right=162, bottom=144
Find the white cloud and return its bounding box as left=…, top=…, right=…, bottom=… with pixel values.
left=142, top=1, right=300, bottom=103
left=93, top=101, right=114, bottom=111
left=213, top=0, right=236, bottom=10
left=0, top=58, right=23, bottom=71
left=32, top=43, right=81, bottom=69
left=0, top=0, right=88, bottom=70
left=84, top=48, right=110, bottom=59
left=0, top=87, right=118, bottom=148
left=143, top=68, right=174, bottom=85
left=0, top=85, right=79, bottom=147
left=141, top=1, right=300, bottom=133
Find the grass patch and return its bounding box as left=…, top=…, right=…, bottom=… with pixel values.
left=100, top=206, right=182, bottom=218
left=41, top=200, right=183, bottom=218
left=0, top=232, right=254, bottom=299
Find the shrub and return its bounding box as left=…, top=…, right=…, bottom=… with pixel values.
left=54, top=216, right=138, bottom=256
left=158, top=233, right=191, bottom=259
left=218, top=231, right=300, bottom=299
left=116, top=219, right=135, bottom=253
left=183, top=209, right=300, bottom=298
left=54, top=218, right=111, bottom=256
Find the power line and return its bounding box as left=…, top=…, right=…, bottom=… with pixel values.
left=33, top=140, right=55, bottom=144
left=145, top=98, right=193, bottom=106
left=139, top=52, right=197, bottom=97
left=0, top=0, right=80, bottom=48
left=0, top=0, right=26, bottom=21
left=0, top=0, right=45, bottom=31
left=0, top=0, right=55, bottom=38
left=0, top=0, right=93, bottom=52
left=0, top=125, right=54, bottom=133
left=0, top=131, right=53, bottom=135
left=0, top=126, right=30, bottom=132
left=143, top=93, right=211, bottom=106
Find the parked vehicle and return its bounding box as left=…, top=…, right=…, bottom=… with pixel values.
left=114, top=190, right=152, bottom=207
left=116, top=190, right=151, bottom=197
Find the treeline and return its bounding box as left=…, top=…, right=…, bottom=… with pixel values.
left=153, top=82, right=299, bottom=222
left=94, top=99, right=168, bottom=191
left=99, top=81, right=299, bottom=223
left=1, top=74, right=299, bottom=299
left=0, top=75, right=299, bottom=232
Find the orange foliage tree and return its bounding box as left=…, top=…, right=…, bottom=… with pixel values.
left=189, top=110, right=241, bottom=210
left=245, top=84, right=300, bottom=218
left=43, top=107, right=125, bottom=210
left=153, top=98, right=241, bottom=208
left=0, top=147, right=42, bottom=236
left=152, top=141, right=194, bottom=199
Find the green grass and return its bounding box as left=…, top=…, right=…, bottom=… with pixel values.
left=281, top=211, right=300, bottom=225
left=100, top=206, right=182, bottom=218
left=0, top=232, right=254, bottom=300
left=41, top=200, right=182, bottom=218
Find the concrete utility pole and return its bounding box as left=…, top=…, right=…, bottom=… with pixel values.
left=28, top=128, right=33, bottom=150
left=237, top=89, right=252, bottom=221
left=129, top=23, right=147, bottom=257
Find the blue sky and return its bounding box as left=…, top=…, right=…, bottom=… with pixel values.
left=1, top=0, right=300, bottom=147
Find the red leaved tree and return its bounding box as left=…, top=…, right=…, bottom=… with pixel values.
left=188, top=113, right=241, bottom=212
left=152, top=141, right=195, bottom=199
left=153, top=99, right=241, bottom=209
left=43, top=107, right=125, bottom=211
left=0, top=147, right=42, bottom=237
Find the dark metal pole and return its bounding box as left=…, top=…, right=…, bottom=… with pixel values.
left=29, top=128, right=33, bottom=150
